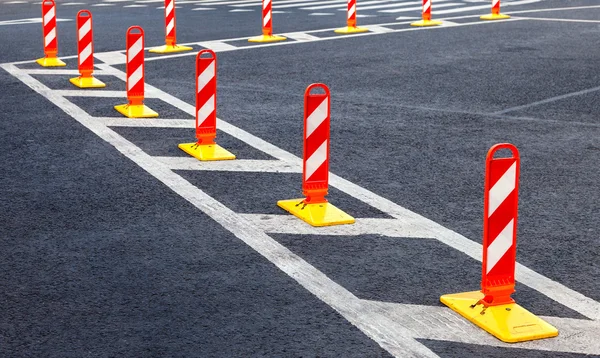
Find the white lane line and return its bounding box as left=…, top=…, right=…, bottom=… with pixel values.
left=94, top=63, right=600, bottom=322
left=154, top=157, right=300, bottom=172
left=99, top=117, right=194, bottom=127
left=283, top=32, right=321, bottom=41
left=197, top=41, right=237, bottom=52
left=192, top=7, right=216, bottom=10
left=365, top=24, right=395, bottom=33
left=55, top=90, right=133, bottom=98
left=61, top=2, right=86, bottom=5
left=240, top=214, right=435, bottom=238
left=5, top=1, right=28, bottom=3
left=94, top=51, right=127, bottom=65
left=22, top=69, right=83, bottom=75
left=4, top=64, right=440, bottom=358
left=92, top=3, right=116, bottom=6
left=513, top=16, right=600, bottom=24
left=309, top=12, right=335, bottom=15
left=370, top=301, right=600, bottom=355
left=494, top=85, right=600, bottom=115
left=124, top=4, right=148, bottom=7
left=0, top=18, right=71, bottom=26
left=301, top=0, right=385, bottom=10
left=229, top=8, right=254, bottom=11
left=379, top=3, right=462, bottom=13
left=432, top=0, right=540, bottom=14
left=231, top=0, right=331, bottom=7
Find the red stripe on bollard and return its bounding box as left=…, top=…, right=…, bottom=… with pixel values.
left=195, top=49, right=217, bottom=145
left=481, top=143, right=520, bottom=306
left=302, top=83, right=330, bottom=204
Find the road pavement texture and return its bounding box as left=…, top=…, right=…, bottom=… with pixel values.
left=1, top=0, right=599, bottom=357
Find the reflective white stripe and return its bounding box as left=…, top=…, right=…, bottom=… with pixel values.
left=486, top=219, right=514, bottom=274
left=423, top=0, right=430, bottom=11
left=166, top=0, right=174, bottom=14
left=488, top=162, right=516, bottom=217
left=128, top=37, right=143, bottom=61
left=305, top=97, right=328, bottom=137
left=263, top=10, right=271, bottom=26
left=44, top=28, right=56, bottom=46
left=197, top=61, right=215, bottom=92
left=78, top=18, right=91, bottom=41
left=166, top=18, right=175, bottom=35
left=263, top=0, right=271, bottom=9
left=197, top=95, right=215, bottom=125
left=127, top=65, right=143, bottom=90
left=348, top=4, right=356, bottom=18
left=305, top=140, right=327, bottom=180
left=79, top=43, right=92, bottom=63
left=43, top=6, right=55, bottom=25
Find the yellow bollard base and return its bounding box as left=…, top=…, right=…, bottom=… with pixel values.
left=69, top=76, right=106, bottom=88
left=480, top=13, right=511, bottom=20
left=277, top=199, right=355, bottom=227
left=36, top=57, right=66, bottom=67
left=178, top=142, right=236, bottom=161
left=440, top=291, right=559, bottom=343
left=114, top=103, right=159, bottom=118
left=410, top=19, right=443, bottom=27
left=149, top=44, right=194, bottom=54
left=248, top=34, right=287, bottom=43
left=334, top=26, right=369, bottom=34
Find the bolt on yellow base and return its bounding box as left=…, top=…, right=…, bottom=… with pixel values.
left=149, top=44, right=193, bottom=54
left=178, top=142, right=236, bottom=161
left=248, top=34, right=287, bottom=43
left=69, top=76, right=106, bottom=88
left=334, top=26, right=369, bottom=34
left=440, top=291, right=559, bottom=343
left=36, top=57, right=66, bottom=67
left=277, top=199, right=355, bottom=227
left=480, top=13, right=511, bottom=20
left=410, top=19, right=443, bottom=27
left=114, top=104, right=159, bottom=118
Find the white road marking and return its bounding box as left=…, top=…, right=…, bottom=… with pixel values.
left=379, top=3, right=462, bottom=13
left=240, top=214, right=435, bottom=238
left=94, top=51, right=127, bottom=65
left=22, top=69, right=84, bottom=75
left=284, top=32, right=321, bottom=41
left=92, top=3, right=116, bottom=6
left=155, top=157, right=300, bottom=172
left=309, top=12, right=335, bottom=15
left=229, top=8, right=254, bottom=11
left=99, top=117, right=194, bottom=128
left=432, top=0, right=540, bottom=14
left=494, top=85, right=600, bottom=115
left=124, top=4, right=148, bottom=7
left=192, top=7, right=216, bottom=10
left=365, top=24, right=395, bottom=33
left=55, top=90, right=134, bottom=98
left=197, top=41, right=238, bottom=52
left=513, top=16, right=600, bottom=24
left=0, top=18, right=71, bottom=26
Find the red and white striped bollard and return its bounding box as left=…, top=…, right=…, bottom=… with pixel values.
left=481, top=0, right=510, bottom=20
left=248, top=0, right=286, bottom=43
left=70, top=10, right=105, bottom=88
left=114, top=26, right=159, bottom=118
left=410, top=0, right=442, bottom=27
left=277, top=84, right=355, bottom=227
left=178, top=50, right=235, bottom=161
left=149, top=0, right=192, bottom=53
left=335, top=0, right=368, bottom=34
left=37, top=0, right=66, bottom=67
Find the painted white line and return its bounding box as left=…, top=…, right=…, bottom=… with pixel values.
left=96, top=62, right=600, bottom=322
left=365, top=24, right=395, bottom=33
left=21, top=69, right=83, bottom=75
left=54, top=90, right=136, bottom=98
left=229, top=8, right=254, bottom=11
left=379, top=3, right=462, bottom=14
left=505, top=4, right=600, bottom=15
left=354, top=0, right=445, bottom=11
left=309, top=12, right=335, bottom=15
left=192, top=7, right=216, bottom=10
left=154, top=157, right=299, bottom=172
left=124, top=4, right=148, bottom=7
left=197, top=41, right=237, bottom=52
left=92, top=3, right=116, bottom=6
left=61, top=2, right=86, bottom=5
left=283, top=32, right=321, bottom=41
left=0, top=18, right=71, bottom=26
left=5, top=1, right=28, bottom=3
left=302, top=0, right=385, bottom=10
left=240, top=214, right=435, bottom=238
left=4, top=64, right=440, bottom=358
left=94, top=51, right=127, bottom=65
left=494, top=85, right=600, bottom=115
left=432, top=0, right=540, bottom=15
left=512, top=16, right=600, bottom=24
left=99, top=117, right=194, bottom=128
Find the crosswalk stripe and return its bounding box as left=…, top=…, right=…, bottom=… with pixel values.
left=359, top=0, right=450, bottom=11
left=379, top=2, right=461, bottom=13
left=231, top=0, right=334, bottom=7
left=303, top=0, right=391, bottom=10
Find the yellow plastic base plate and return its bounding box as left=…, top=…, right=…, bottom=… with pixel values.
left=410, top=19, right=443, bottom=27
left=178, top=142, right=236, bottom=161
left=36, top=57, right=66, bottom=67
left=277, top=199, right=355, bottom=227
left=69, top=76, right=106, bottom=88
left=334, top=26, right=369, bottom=34
left=114, top=104, right=159, bottom=118
left=480, top=13, right=511, bottom=20
left=149, top=44, right=194, bottom=54
left=248, top=34, right=287, bottom=43
left=440, top=291, right=559, bottom=343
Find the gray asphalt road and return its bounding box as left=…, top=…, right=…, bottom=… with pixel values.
left=1, top=0, right=599, bottom=356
